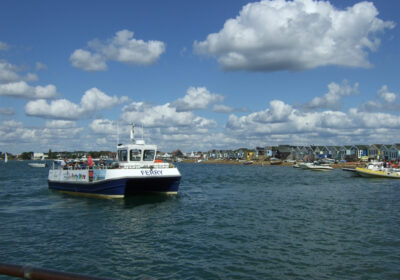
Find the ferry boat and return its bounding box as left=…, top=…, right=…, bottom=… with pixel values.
left=48, top=124, right=181, bottom=198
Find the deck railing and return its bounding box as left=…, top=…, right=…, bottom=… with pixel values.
left=0, top=263, right=114, bottom=280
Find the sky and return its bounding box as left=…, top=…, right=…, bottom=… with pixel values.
left=0, top=0, right=399, bottom=154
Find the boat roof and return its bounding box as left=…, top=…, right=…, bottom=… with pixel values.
left=117, top=142, right=157, bottom=150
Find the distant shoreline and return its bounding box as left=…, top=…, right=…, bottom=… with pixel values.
left=182, top=159, right=364, bottom=169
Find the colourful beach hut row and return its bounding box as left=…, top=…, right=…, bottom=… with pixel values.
left=254, top=144, right=400, bottom=162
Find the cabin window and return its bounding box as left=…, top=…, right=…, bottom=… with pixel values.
left=118, top=149, right=128, bottom=162
left=143, top=150, right=155, bottom=161
left=130, top=149, right=142, bottom=161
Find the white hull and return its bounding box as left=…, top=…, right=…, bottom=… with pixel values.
left=307, top=165, right=333, bottom=171
left=29, top=163, right=47, bottom=168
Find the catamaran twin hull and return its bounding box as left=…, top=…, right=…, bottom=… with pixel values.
left=48, top=168, right=181, bottom=198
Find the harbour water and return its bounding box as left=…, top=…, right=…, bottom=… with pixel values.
left=0, top=161, right=399, bottom=279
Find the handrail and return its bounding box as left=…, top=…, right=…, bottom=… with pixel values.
left=0, top=263, right=114, bottom=280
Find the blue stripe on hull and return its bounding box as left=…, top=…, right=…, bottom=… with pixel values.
left=48, top=176, right=181, bottom=198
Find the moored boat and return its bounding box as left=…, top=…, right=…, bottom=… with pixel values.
left=298, top=162, right=333, bottom=171
left=28, top=162, right=48, bottom=168
left=48, top=124, right=181, bottom=198
left=307, top=164, right=333, bottom=171
left=355, top=167, right=400, bottom=179
left=270, top=158, right=282, bottom=165
left=298, top=162, right=314, bottom=169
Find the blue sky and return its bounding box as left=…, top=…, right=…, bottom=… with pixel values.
left=0, top=0, right=399, bottom=154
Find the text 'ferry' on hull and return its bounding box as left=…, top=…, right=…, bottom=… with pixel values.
left=48, top=124, right=181, bottom=198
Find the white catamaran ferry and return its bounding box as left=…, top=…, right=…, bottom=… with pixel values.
left=48, top=124, right=181, bottom=198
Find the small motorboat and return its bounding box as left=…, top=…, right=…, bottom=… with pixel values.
left=307, top=164, right=333, bottom=171
left=355, top=167, right=400, bottom=179
left=28, top=162, right=48, bottom=168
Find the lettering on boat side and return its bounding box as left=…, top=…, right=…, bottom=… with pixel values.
left=141, top=170, right=163, bottom=176
left=62, top=171, right=87, bottom=181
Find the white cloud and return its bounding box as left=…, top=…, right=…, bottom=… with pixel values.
left=0, top=119, right=84, bottom=152
left=35, top=62, right=48, bottom=71
left=0, top=60, right=57, bottom=99
left=89, top=119, right=116, bottom=134
left=25, top=99, right=82, bottom=119
left=305, top=81, right=359, bottom=110
left=80, top=88, right=129, bottom=112
left=70, top=49, right=107, bottom=71
left=358, top=85, right=399, bottom=112
left=70, top=29, right=166, bottom=71
left=24, top=88, right=129, bottom=120
left=25, top=73, right=38, bottom=82
left=0, top=81, right=58, bottom=99
left=377, top=85, right=396, bottom=103
left=45, top=120, right=77, bottom=129
left=0, top=41, right=9, bottom=51
left=122, top=101, right=217, bottom=129
left=225, top=93, right=400, bottom=147
left=0, top=61, right=20, bottom=83
left=194, top=0, right=395, bottom=72
left=0, top=107, right=14, bottom=116
left=171, top=87, right=224, bottom=112
left=213, top=104, right=235, bottom=113
left=0, top=120, right=36, bottom=145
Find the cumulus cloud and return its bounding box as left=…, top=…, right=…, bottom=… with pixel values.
left=89, top=119, right=117, bottom=134
left=0, top=61, right=20, bottom=83
left=0, top=81, right=58, bottom=99
left=0, top=120, right=37, bottom=145
left=171, top=87, right=224, bottom=112
left=70, top=29, right=166, bottom=71
left=70, top=49, right=107, bottom=71
left=25, top=87, right=129, bottom=119
left=377, top=85, right=396, bottom=103
left=0, top=60, right=57, bottom=99
left=305, top=81, right=359, bottom=110
left=0, top=119, right=84, bottom=152
left=121, top=101, right=217, bottom=129
left=359, top=85, right=399, bottom=112
left=225, top=85, right=400, bottom=146
left=194, top=0, right=395, bottom=72
left=45, top=120, right=77, bottom=129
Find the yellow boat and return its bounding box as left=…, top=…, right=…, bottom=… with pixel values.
left=355, top=167, right=400, bottom=179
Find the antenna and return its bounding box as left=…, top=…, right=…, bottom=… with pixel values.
left=130, top=123, right=135, bottom=143
left=116, top=120, right=120, bottom=146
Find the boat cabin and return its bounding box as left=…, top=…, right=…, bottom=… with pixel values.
left=117, top=140, right=157, bottom=164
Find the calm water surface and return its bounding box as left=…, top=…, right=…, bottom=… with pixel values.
left=0, top=161, right=399, bottom=279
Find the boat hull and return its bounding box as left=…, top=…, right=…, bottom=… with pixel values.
left=308, top=166, right=333, bottom=171
left=48, top=176, right=181, bottom=198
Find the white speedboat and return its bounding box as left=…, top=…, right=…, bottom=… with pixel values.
left=48, top=124, right=181, bottom=198
left=28, top=162, right=48, bottom=168
left=298, top=161, right=333, bottom=171
left=298, top=162, right=314, bottom=169
left=307, top=164, right=333, bottom=171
